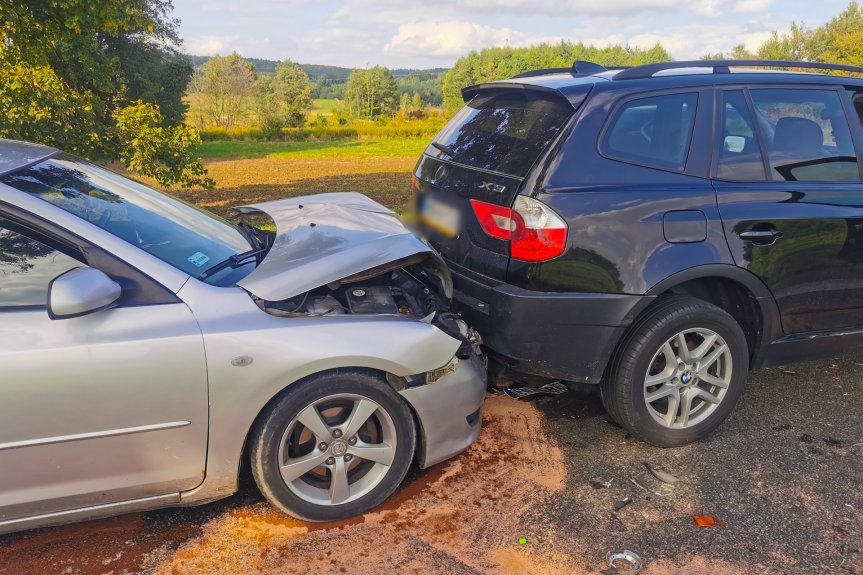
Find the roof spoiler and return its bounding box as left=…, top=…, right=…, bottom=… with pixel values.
left=461, top=82, right=567, bottom=103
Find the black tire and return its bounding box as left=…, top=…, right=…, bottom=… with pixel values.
left=600, top=295, right=749, bottom=447
left=250, top=370, right=416, bottom=522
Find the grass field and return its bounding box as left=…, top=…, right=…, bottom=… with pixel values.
left=174, top=138, right=423, bottom=215
left=194, top=138, right=427, bottom=159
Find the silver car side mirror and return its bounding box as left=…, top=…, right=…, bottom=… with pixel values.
left=48, top=267, right=122, bottom=320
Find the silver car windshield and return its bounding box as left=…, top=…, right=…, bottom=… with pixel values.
left=1, top=154, right=253, bottom=279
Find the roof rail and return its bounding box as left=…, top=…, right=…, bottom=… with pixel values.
left=613, top=59, right=863, bottom=81
left=509, top=60, right=611, bottom=80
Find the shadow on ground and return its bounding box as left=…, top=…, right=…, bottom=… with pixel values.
left=177, top=173, right=414, bottom=215
left=532, top=355, right=863, bottom=574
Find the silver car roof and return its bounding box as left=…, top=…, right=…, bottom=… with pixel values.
left=0, top=139, right=57, bottom=176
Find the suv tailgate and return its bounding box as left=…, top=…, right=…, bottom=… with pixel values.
left=415, top=86, right=578, bottom=281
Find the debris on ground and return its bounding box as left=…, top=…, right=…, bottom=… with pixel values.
left=613, top=497, right=633, bottom=512
left=605, top=549, right=643, bottom=574
left=780, top=369, right=799, bottom=376
left=692, top=515, right=728, bottom=528
left=629, top=478, right=648, bottom=492
left=608, top=513, right=627, bottom=533
left=590, top=479, right=614, bottom=489
left=502, top=381, right=569, bottom=400
left=643, top=462, right=681, bottom=484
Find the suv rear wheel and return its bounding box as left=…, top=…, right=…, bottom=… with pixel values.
left=601, top=296, right=748, bottom=447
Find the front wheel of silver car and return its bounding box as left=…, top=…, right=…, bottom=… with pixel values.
left=250, top=370, right=416, bottom=522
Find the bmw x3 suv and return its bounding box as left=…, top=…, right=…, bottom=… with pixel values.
left=415, top=59, right=863, bottom=447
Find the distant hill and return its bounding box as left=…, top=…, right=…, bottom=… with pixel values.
left=187, top=55, right=445, bottom=82
left=186, top=55, right=446, bottom=105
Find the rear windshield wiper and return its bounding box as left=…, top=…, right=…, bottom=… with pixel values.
left=432, top=142, right=456, bottom=157
left=198, top=246, right=268, bottom=280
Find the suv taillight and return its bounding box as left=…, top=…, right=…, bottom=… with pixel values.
left=470, top=196, right=568, bottom=262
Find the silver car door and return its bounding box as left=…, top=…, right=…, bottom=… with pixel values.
left=0, top=220, right=208, bottom=521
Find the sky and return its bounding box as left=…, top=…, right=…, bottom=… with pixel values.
left=172, top=0, right=852, bottom=68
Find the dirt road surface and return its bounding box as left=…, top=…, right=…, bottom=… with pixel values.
left=1, top=356, right=861, bottom=575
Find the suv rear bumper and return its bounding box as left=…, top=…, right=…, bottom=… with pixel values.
left=450, top=270, right=651, bottom=383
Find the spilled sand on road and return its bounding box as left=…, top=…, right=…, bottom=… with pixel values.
left=152, top=394, right=579, bottom=575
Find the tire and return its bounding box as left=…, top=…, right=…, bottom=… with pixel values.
left=250, top=370, right=416, bottom=522
left=600, top=295, right=749, bottom=447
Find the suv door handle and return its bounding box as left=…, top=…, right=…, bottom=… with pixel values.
left=740, top=228, right=783, bottom=245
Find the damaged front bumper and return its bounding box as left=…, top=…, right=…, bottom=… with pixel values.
left=398, top=351, right=487, bottom=468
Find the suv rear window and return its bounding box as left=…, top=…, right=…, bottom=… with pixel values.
left=428, top=90, right=574, bottom=177
left=602, top=92, right=698, bottom=171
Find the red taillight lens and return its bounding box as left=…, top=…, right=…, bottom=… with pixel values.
left=470, top=197, right=568, bottom=262
left=470, top=199, right=513, bottom=240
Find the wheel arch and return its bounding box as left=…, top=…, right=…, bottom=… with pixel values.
left=617, top=265, right=782, bottom=373
left=235, top=366, right=424, bottom=498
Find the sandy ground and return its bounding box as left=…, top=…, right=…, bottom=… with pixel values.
left=1, top=356, right=862, bottom=575
left=0, top=396, right=579, bottom=575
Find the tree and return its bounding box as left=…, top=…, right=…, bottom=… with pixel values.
left=808, top=2, right=863, bottom=68
left=441, top=41, right=672, bottom=113
left=399, top=92, right=411, bottom=116
left=345, top=66, right=398, bottom=119
left=197, top=53, right=257, bottom=129
left=0, top=0, right=210, bottom=188
left=256, top=60, right=314, bottom=128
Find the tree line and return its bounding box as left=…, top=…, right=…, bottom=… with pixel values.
left=186, top=56, right=443, bottom=131
left=702, top=1, right=863, bottom=66
left=5, top=0, right=863, bottom=186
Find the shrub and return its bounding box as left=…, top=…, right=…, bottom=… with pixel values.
left=260, top=116, right=286, bottom=140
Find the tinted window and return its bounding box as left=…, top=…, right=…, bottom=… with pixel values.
left=1, top=155, right=252, bottom=279
left=603, top=92, right=698, bottom=170
left=717, top=90, right=767, bottom=181
left=750, top=89, right=859, bottom=182
left=0, top=223, right=81, bottom=308
left=429, top=91, right=574, bottom=177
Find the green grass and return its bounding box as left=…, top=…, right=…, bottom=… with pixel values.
left=194, top=138, right=429, bottom=159
left=312, top=98, right=340, bottom=113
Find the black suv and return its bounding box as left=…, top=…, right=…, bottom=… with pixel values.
left=415, top=59, right=863, bottom=447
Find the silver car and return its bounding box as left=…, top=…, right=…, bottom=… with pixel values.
left=0, top=140, right=486, bottom=533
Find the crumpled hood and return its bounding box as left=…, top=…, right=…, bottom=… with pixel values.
left=236, top=192, right=447, bottom=302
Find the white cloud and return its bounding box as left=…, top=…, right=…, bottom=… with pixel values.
left=345, top=0, right=733, bottom=18
left=385, top=20, right=564, bottom=57
left=185, top=35, right=242, bottom=55
left=735, top=0, right=773, bottom=13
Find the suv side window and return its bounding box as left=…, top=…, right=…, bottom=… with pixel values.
left=717, top=90, right=767, bottom=181
left=749, top=88, right=859, bottom=182
left=602, top=92, right=698, bottom=171
left=0, top=221, right=82, bottom=308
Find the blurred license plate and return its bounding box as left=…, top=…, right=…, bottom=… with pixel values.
left=420, top=196, right=461, bottom=237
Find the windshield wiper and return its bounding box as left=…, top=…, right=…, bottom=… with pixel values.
left=237, top=219, right=264, bottom=249
left=198, top=246, right=268, bottom=280
left=432, top=142, right=456, bottom=157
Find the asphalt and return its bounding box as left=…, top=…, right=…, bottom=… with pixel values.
left=1, top=355, right=861, bottom=574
